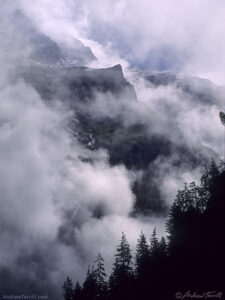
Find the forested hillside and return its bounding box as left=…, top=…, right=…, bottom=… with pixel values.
left=63, top=161, right=225, bottom=300
left=1, top=4, right=225, bottom=300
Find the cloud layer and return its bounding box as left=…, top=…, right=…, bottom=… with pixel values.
left=0, top=4, right=165, bottom=298
left=0, top=1, right=225, bottom=299
left=19, top=0, right=225, bottom=84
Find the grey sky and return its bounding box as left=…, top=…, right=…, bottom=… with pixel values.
left=0, top=1, right=224, bottom=298
left=19, top=0, right=225, bottom=84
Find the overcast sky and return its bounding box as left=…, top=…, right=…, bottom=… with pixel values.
left=18, top=0, right=225, bottom=85
left=0, top=1, right=225, bottom=299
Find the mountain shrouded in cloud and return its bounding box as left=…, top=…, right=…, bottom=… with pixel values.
left=0, top=1, right=225, bottom=299
left=18, top=0, right=225, bottom=84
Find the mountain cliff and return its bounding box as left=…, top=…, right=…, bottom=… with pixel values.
left=10, top=11, right=222, bottom=216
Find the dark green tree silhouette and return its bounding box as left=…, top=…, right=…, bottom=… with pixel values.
left=166, top=186, right=200, bottom=256
left=94, top=253, right=108, bottom=299
left=133, top=232, right=151, bottom=299
left=196, top=160, right=220, bottom=212
left=150, top=227, right=159, bottom=257
left=158, top=236, right=167, bottom=257
left=82, top=254, right=108, bottom=300
left=73, top=281, right=83, bottom=300
left=62, top=161, right=225, bottom=300
left=82, top=265, right=97, bottom=300
left=109, top=232, right=133, bottom=298
left=135, top=232, right=150, bottom=279
left=201, top=160, right=220, bottom=190
left=63, top=276, right=74, bottom=300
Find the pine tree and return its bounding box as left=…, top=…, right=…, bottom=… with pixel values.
left=94, top=253, right=108, bottom=299
left=166, top=199, right=183, bottom=256
left=197, top=160, right=220, bottom=212
left=175, top=183, right=196, bottom=212
left=158, top=236, right=167, bottom=256
left=109, top=233, right=133, bottom=297
left=150, top=227, right=159, bottom=257
left=135, top=232, right=150, bottom=279
left=201, top=160, right=220, bottom=190
left=197, top=183, right=208, bottom=213
left=73, top=281, right=83, bottom=300
left=63, top=276, right=74, bottom=300
left=82, top=265, right=97, bottom=300
left=113, top=232, right=133, bottom=274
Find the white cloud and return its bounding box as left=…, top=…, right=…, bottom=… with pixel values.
left=1, top=1, right=224, bottom=296
left=17, top=0, right=225, bottom=84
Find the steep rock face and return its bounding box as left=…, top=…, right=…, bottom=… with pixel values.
left=144, top=71, right=224, bottom=105
left=13, top=21, right=221, bottom=216
left=18, top=63, right=136, bottom=104
left=12, top=10, right=96, bottom=66
left=17, top=62, right=220, bottom=216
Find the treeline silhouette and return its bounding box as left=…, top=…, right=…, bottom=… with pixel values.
left=62, top=161, right=225, bottom=300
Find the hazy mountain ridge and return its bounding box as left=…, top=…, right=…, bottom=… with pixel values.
left=144, top=70, right=225, bottom=105
left=11, top=11, right=222, bottom=216
left=1, top=4, right=224, bottom=300
left=15, top=57, right=221, bottom=216
left=17, top=64, right=136, bottom=103
left=4, top=4, right=222, bottom=252
left=12, top=10, right=96, bottom=67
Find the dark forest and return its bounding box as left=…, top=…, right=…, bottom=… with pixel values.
left=63, top=160, right=225, bottom=300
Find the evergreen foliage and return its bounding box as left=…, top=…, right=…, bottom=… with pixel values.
left=109, top=232, right=133, bottom=298
left=150, top=227, right=159, bottom=257
left=135, top=232, right=150, bottom=279
left=63, top=160, right=225, bottom=300
left=94, top=254, right=108, bottom=299
left=73, top=282, right=83, bottom=300
left=63, top=277, right=74, bottom=300
left=82, top=265, right=97, bottom=300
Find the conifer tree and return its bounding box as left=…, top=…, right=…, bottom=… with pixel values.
left=166, top=199, right=183, bottom=255
left=63, top=276, right=74, bottom=300
left=201, top=160, right=220, bottom=190
left=158, top=236, right=167, bottom=256
left=175, top=183, right=196, bottom=212
left=135, top=232, right=150, bottom=279
left=196, top=183, right=208, bottom=213
left=197, top=160, right=220, bottom=212
left=62, top=161, right=225, bottom=300
left=109, top=233, right=133, bottom=297
left=73, top=281, right=83, bottom=300
left=94, top=253, right=108, bottom=299
left=82, top=265, right=97, bottom=300
left=150, top=227, right=159, bottom=257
